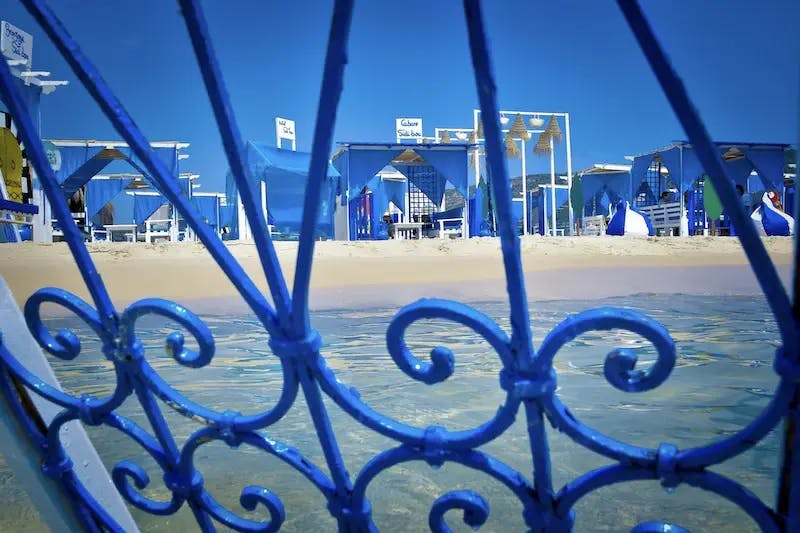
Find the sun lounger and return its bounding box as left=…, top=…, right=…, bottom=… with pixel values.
left=637, top=202, right=683, bottom=236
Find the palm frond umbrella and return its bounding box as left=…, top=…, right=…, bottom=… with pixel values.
left=468, top=130, right=477, bottom=144
left=439, top=130, right=452, bottom=144
left=504, top=130, right=520, bottom=159
left=533, top=134, right=551, bottom=156
left=476, top=120, right=484, bottom=140
left=509, top=113, right=530, bottom=140
left=544, top=114, right=562, bottom=143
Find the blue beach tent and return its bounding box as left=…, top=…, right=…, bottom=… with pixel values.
left=225, top=142, right=340, bottom=239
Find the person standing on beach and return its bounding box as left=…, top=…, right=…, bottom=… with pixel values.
left=736, top=185, right=752, bottom=214
left=100, top=202, right=114, bottom=226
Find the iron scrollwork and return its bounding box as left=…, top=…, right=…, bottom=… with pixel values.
left=0, top=0, right=796, bottom=531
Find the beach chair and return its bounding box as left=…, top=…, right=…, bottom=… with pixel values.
left=430, top=206, right=465, bottom=239
left=582, top=214, right=606, bottom=236
left=90, top=224, right=108, bottom=241
left=142, top=219, right=173, bottom=243
left=0, top=199, right=38, bottom=242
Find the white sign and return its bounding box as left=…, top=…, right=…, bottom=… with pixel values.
left=1, top=21, right=33, bottom=68
left=42, top=141, right=61, bottom=171
left=275, top=116, right=296, bottom=151
left=395, top=118, right=423, bottom=142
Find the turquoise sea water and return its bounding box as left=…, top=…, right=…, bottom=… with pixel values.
left=0, top=294, right=784, bottom=532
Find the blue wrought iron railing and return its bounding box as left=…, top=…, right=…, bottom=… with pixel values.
left=0, top=0, right=797, bottom=531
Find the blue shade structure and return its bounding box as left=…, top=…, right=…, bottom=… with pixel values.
left=0, top=0, right=796, bottom=532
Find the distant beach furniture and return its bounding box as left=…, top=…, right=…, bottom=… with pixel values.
left=751, top=192, right=795, bottom=236
left=605, top=200, right=655, bottom=236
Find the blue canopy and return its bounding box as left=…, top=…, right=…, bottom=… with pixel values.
left=630, top=142, right=789, bottom=195
left=225, top=142, right=340, bottom=238
left=133, top=193, right=167, bottom=224
left=85, top=178, right=132, bottom=219
left=334, top=143, right=471, bottom=203
left=579, top=169, right=632, bottom=209
left=49, top=143, right=181, bottom=198
left=366, top=176, right=407, bottom=217
left=191, top=195, right=221, bottom=230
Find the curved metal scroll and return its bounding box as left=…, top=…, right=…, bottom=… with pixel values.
left=0, top=0, right=795, bottom=531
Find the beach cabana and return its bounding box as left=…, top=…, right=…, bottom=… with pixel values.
left=51, top=172, right=196, bottom=243
left=629, top=141, right=790, bottom=235
left=225, top=142, right=340, bottom=241
left=190, top=192, right=225, bottom=237
left=533, top=186, right=570, bottom=236
left=333, top=143, right=474, bottom=240
left=576, top=165, right=633, bottom=218
left=42, top=140, right=190, bottom=242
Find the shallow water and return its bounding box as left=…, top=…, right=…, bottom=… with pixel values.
left=0, top=294, right=785, bottom=532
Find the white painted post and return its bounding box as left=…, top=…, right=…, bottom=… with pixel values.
left=236, top=190, right=250, bottom=241
left=521, top=138, right=527, bottom=235
left=550, top=135, right=557, bottom=237
left=473, top=109, right=480, bottom=188
left=679, top=145, right=686, bottom=236
left=565, top=113, right=574, bottom=236
left=260, top=181, right=268, bottom=233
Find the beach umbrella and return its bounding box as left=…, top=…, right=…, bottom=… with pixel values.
left=533, top=135, right=551, bottom=156
left=509, top=113, right=530, bottom=141
left=476, top=120, right=484, bottom=139
left=703, top=176, right=723, bottom=220
left=504, top=131, right=520, bottom=159
left=544, top=114, right=562, bottom=142
left=439, top=130, right=452, bottom=144
left=533, top=115, right=563, bottom=156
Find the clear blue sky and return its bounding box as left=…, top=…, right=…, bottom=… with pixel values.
left=4, top=0, right=798, bottom=192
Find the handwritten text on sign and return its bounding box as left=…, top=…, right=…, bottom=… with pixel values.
left=1, top=21, right=33, bottom=66
left=275, top=117, right=296, bottom=141
left=395, top=118, right=423, bottom=140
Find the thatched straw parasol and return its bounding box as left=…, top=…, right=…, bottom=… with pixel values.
left=509, top=113, right=530, bottom=141
left=504, top=130, right=520, bottom=159
left=544, top=114, right=562, bottom=142
left=533, top=115, right=562, bottom=155
left=439, top=130, right=452, bottom=144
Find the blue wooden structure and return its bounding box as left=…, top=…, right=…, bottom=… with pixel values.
left=631, top=142, right=790, bottom=235
left=333, top=143, right=472, bottom=240
left=0, top=1, right=797, bottom=532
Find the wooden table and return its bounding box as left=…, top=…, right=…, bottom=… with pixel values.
left=104, top=224, right=138, bottom=242
left=393, top=222, right=424, bottom=240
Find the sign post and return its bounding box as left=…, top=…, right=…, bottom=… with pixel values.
left=395, top=118, right=423, bottom=144
left=275, top=117, right=296, bottom=151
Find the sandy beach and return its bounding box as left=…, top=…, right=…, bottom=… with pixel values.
left=0, top=236, right=794, bottom=314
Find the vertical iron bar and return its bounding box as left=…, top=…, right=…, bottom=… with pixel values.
left=291, top=0, right=355, bottom=336
left=461, top=0, right=535, bottom=370
left=178, top=0, right=293, bottom=327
